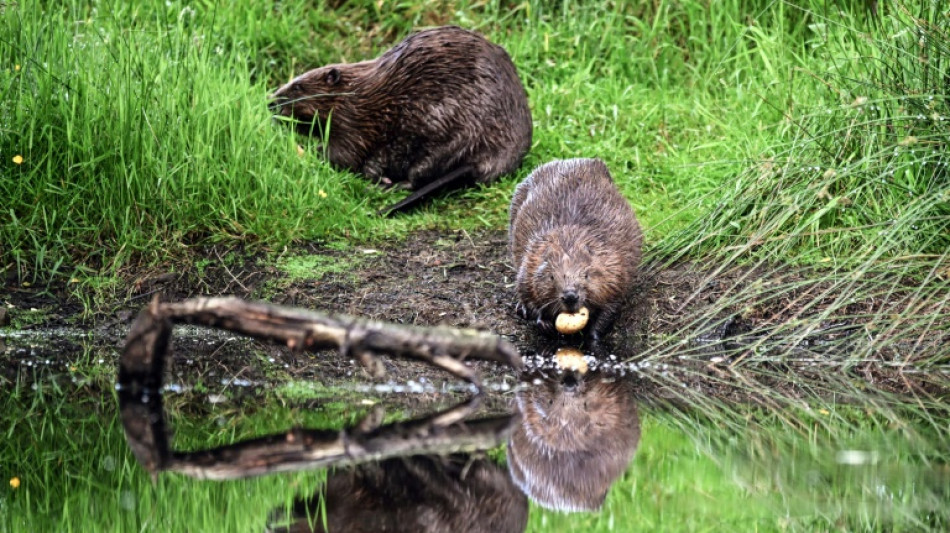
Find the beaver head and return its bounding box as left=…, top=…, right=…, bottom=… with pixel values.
left=268, top=61, right=374, bottom=137
left=520, top=225, right=621, bottom=318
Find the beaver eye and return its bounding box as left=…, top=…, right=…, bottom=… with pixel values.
left=585, top=271, right=590, bottom=280
left=325, top=68, right=341, bottom=86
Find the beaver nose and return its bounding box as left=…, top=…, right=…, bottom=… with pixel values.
left=562, top=371, right=580, bottom=392
left=268, top=91, right=292, bottom=112
left=561, top=291, right=579, bottom=307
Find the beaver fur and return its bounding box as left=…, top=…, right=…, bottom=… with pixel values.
left=509, top=158, right=642, bottom=340
left=270, top=26, right=533, bottom=215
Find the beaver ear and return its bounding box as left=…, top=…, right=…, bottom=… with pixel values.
left=325, top=68, right=341, bottom=86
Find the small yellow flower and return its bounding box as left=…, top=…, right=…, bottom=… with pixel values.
left=318, top=189, right=328, bottom=198
left=10, top=477, right=20, bottom=489
left=14, top=64, right=20, bottom=71
left=12, top=155, right=24, bottom=165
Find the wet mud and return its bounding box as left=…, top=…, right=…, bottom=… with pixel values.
left=2, top=229, right=947, bottom=402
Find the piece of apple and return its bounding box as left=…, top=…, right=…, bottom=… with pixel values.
left=555, top=307, right=589, bottom=334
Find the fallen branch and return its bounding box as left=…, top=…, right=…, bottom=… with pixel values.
left=121, top=296, right=523, bottom=386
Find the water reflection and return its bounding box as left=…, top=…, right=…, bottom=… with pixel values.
left=6, top=316, right=943, bottom=530
left=116, top=299, right=644, bottom=524
left=119, top=367, right=516, bottom=480
left=117, top=299, right=529, bottom=529
left=508, top=346, right=641, bottom=512
left=119, top=328, right=643, bottom=521
left=120, top=360, right=529, bottom=531
left=269, top=454, right=528, bottom=533
left=120, top=352, right=529, bottom=531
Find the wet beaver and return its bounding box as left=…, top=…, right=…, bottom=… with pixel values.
left=269, top=25, right=533, bottom=216
left=509, top=158, right=642, bottom=341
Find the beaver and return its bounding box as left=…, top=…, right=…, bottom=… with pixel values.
left=507, top=367, right=640, bottom=512
left=509, top=158, right=642, bottom=341
left=269, top=26, right=533, bottom=216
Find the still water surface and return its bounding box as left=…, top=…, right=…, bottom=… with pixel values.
left=1, top=325, right=947, bottom=532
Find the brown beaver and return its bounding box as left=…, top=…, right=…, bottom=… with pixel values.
left=269, top=25, right=533, bottom=216
left=509, top=158, right=642, bottom=341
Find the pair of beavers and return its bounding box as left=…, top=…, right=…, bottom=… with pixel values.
left=270, top=26, right=642, bottom=341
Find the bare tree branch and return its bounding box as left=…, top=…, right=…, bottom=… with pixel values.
left=135, top=296, right=522, bottom=384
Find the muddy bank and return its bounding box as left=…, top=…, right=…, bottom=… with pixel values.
left=2, top=229, right=948, bottom=402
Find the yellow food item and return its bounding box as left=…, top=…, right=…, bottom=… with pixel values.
left=554, top=347, right=588, bottom=374
left=555, top=307, right=589, bottom=334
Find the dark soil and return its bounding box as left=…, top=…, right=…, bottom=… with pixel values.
left=2, top=229, right=948, bottom=407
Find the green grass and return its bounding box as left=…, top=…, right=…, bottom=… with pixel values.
left=2, top=0, right=822, bottom=284
left=2, top=1, right=949, bottom=531
left=637, top=1, right=950, bottom=368
left=275, top=253, right=364, bottom=282
left=652, top=2, right=950, bottom=264
left=0, top=304, right=53, bottom=329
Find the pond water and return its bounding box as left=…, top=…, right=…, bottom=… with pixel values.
left=2, top=318, right=948, bottom=533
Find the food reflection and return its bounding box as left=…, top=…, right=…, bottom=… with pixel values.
left=508, top=346, right=640, bottom=512
left=268, top=454, right=528, bottom=533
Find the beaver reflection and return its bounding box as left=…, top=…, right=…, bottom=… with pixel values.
left=508, top=360, right=640, bottom=512
left=269, top=454, right=528, bottom=533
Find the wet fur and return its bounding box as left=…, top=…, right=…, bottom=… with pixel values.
left=509, top=158, right=642, bottom=340
left=507, top=372, right=640, bottom=511
left=270, top=26, right=532, bottom=209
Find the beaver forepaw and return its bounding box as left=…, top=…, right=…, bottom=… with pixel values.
left=535, top=315, right=557, bottom=336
